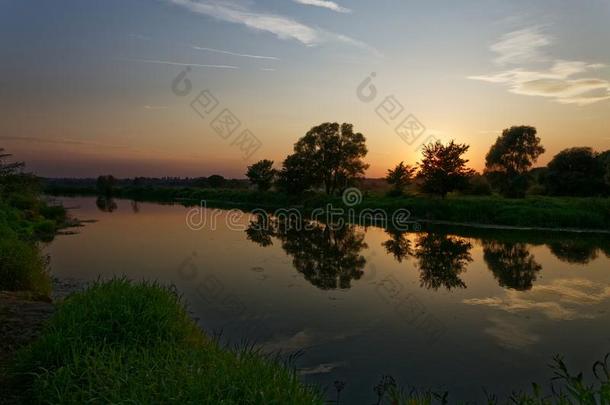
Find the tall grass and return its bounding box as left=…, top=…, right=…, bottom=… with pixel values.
left=10, top=278, right=323, bottom=404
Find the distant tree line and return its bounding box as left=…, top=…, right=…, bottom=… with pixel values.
left=246, top=123, right=610, bottom=198
left=40, top=123, right=610, bottom=199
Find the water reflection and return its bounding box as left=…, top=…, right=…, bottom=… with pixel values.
left=413, top=233, right=472, bottom=291
left=95, top=196, right=117, bottom=212
left=381, top=228, right=413, bottom=263
left=246, top=215, right=368, bottom=290
left=547, top=240, right=599, bottom=264
left=483, top=241, right=542, bottom=291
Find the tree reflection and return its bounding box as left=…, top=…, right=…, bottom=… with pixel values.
left=96, top=196, right=117, bottom=212
left=245, top=215, right=368, bottom=290
left=548, top=240, right=599, bottom=264
left=414, top=233, right=472, bottom=290
left=483, top=241, right=542, bottom=291
left=382, top=228, right=412, bottom=263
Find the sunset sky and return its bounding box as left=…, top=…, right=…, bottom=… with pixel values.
left=1, top=0, right=609, bottom=178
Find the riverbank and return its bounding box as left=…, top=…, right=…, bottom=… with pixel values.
left=7, top=278, right=324, bottom=404
left=5, top=278, right=609, bottom=404
left=46, top=185, right=610, bottom=232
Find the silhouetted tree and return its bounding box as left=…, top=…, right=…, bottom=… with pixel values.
left=275, top=153, right=315, bottom=195
left=464, top=173, right=492, bottom=195
left=485, top=126, right=544, bottom=198
left=282, top=122, right=368, bottom=195
left=482, top=241, right=542, bottom=291
left=417, top=140, right=475, bottom=197
left=544, top=147, right=605, bottom=196
left=414, top=233, right=472, bottom=290
left=382, top=228, right=413, bottom=263
left=385, top=161, right=416, bottom=196
left=207, top=174, right=225, bottom=188
left=246, top=159, right=276, bottom=191
left=0, top=148, right=24, bottom=177
left=96, top=175, right=116, bottom=196
left=597, top=150, right=610, bottom=190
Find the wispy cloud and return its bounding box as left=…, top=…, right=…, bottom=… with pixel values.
left=122, top=57, right=239, bottom=69
left=0, top=136, right=129, bottom=150
left=490, top=26, right=551, bottom=66
left=293, top=0, right=351, bottom=13
left=143, top=105, right=169, bottom=110
left=165, top=0, right=377, bottom=55
left=470, top=27, right=610, bottom=106
left=190, top=45, right=279, bottom=60
left=463, top=278, right=610, bottom=321
left=167, top=0, right=319, bottom=45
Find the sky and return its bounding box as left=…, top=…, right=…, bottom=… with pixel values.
left=1, top=0, right=609, bottom=178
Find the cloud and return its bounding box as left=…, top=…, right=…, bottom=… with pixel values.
left=463, top=278, right=610, bottom=321
left=484, top=317, right=540, bottom=349
left=191, top=45, right=279, bottom=60
left=143, top=105, right=169, bottom=110
left=167, top=0, right=319, bottom=45
left=490, top=26, right=551, bottom=65
left=470, top=61, right=610, bottom=105
left=165, top=0, right=377, bottom=54
left=122, top=57, right=239, bottom=69
left=293, top=0, right=351, bottom=13
left=298, top=361, right=347, bottom=375
left=470, top=27, right=610, bottom=106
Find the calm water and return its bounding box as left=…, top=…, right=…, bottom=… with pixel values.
left=47, top=197, right=610, bottom=402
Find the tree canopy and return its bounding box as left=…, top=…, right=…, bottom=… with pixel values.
left=485, top=126, right=544, bottom=197
left=417, top=140, right=475, bottom=197
left=282, top=122, right=368, bottom=195
left=385, top=161, right=415, bottom=196
left=246, top=159, right=276, bottom=191
left=544, top=147, right=605, bottom=196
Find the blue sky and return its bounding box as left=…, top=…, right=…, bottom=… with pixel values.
left=1, top=0, right=609, bottom=177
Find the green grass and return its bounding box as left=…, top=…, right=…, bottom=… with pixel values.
left=10, top=278, right=323, bottom=404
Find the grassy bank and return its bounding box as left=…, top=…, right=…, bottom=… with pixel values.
left=9, top=279, right=323, bottom=404
left=0, top=196, right=66, bottom=296
left=46, top=184, right=610, bottom=231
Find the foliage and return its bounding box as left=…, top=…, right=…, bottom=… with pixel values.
left=207, top=174, right=226, bottom=188
left=464, top=173, right=492, bottom=196
left=417, top=140, right=475, bottom=197
left=276, top=152, right=316, bottom=195
left=0, top=149, right=66, bottom=295
left=11, top=279, right=323, bottom=404
left=246, top=159, right=276, bottom=191
left=545, top=147, right=606, bottom=196
left=485, top=126, right=545, bottom=198
left=282, top=122, right=368, bottom=195
left=385, top=161, right=416, bottom=196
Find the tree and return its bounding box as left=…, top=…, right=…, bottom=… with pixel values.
left=207, top=174, right=225, bottom=188
left=0, top=148, right=24, bottom=177
left=276, top=153, right=315, bottom=195
left=484, top=126, right=545, bottom=198
left=96, top=175, right=116, bottom=196
left=246, top=159, right=276, bottom=191
left=286, top=122, right=368, bottom=195
left=544, top=147, right=605, bottom=196
left=417, top=140, right=475, bottom=197
left=385, top=161, right=415, bottom=196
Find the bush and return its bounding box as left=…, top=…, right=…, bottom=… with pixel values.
left=0, top=224, right=50, bottom=295
left=11, top=279, right=323, bottom=404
